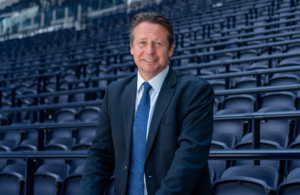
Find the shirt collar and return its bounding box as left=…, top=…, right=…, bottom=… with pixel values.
left=137, top=66, right=169, bottom=93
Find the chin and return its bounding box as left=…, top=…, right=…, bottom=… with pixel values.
left=140, top=65, right=158, bottom=72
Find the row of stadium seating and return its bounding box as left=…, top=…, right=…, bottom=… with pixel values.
left=1, top=0, right=300, bottom=194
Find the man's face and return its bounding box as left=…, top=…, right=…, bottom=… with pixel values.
left=130, top=22, right=174, bottom=81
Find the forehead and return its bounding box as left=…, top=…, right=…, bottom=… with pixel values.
left=134, top=22, right=168, bottom=41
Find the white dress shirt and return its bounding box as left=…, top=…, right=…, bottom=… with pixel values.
left=135, top=65, right=169, bottom=195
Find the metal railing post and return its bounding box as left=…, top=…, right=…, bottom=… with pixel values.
left=41, top=12, right=44, bottom=28
left=255, top=74, right=262, bottom=111
left=52, top=9, right=56, bottom=24
left=252, top=117, right=261, bottom=165
left=225, top=64, right=230, bottom=89
left=64, top=7, right=68, bottom=24
left=77, top=4, right=82, bottom=22
left=25, top=158, right=36, bottom=195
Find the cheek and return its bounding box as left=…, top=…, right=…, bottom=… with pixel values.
left=133, top=49, right=142, bottom=57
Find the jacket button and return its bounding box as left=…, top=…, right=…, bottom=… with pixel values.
left=120, top=192, right=124, bottom=195
left=124, top=166, right=128, bottom=171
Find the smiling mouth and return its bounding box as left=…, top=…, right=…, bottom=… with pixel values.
left=143, top=59, right=156, bottom=62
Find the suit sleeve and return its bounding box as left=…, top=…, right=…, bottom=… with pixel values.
left=78, top=87, right=115, bottom=195
left=156, top=82, right=214, bottom=195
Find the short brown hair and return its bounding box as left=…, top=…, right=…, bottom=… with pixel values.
left=129, top=12, right=174, bottom=49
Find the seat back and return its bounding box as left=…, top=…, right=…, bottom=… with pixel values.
left=277, top=168, right=300, bottom=195
left=0, top=173, right=24, bottom=195
left=261, top=92, right=295, bottom=108
left=223, top=95, right=255, bottom=111
left=69, top=144, right=90, bottom=173
left=285, top=140, right=300, bottom=176
left=258, top=107, right=295, bottom=135
left=221, top=165, right=279, bottom=188
left=233, top=142, right=281, bottom=171
left=3, top=164, right=26, bottom=176
left=79, top=107, right=100, bottom=122
left=37, top=164, right=70, bottom=180
left=212, top=132, right=236, bottom=149
left=54, top=109, right=77, bottom=123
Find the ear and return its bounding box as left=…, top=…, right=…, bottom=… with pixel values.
left=130, top=42, right=134, bottom=55
left=168, top=43, right=175, bottom=58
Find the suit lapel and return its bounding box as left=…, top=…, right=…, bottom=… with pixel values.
left=145, top=68, right=177, bottom=163
left=123, top=76, right=137, bottom=156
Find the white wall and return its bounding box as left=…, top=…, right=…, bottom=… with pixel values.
left=0, top=0, right=20, bottom=10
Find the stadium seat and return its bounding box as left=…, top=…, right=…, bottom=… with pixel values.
left=75, top=118, right=98, bottom=143
left=222, top=95, right=256, bottom=111
left=208, top=153, right=228, bottom=181
left=213, top=165, right=279, bottom=195
left=242, top=131, right=289, bottom=149
left=258, top=107, right=296, bottom=136
left=34, top=164, right=70, bottom=195
left=277, top=168, right=300, bottom=195
left=214, top=109, right=250, bottom=142
left=208, top=80, right=225, bottom=101
left=73, top=83, right=87, bottom=103
left=54, top=109, right=77, bottom=123
left=277, top=60, right=300, bottom=76
left=60, top=165, right=85, bottom=195
left=261, top=92, right=297, bottom=109
left=284, top=134, right=300, bottom=177
left=0, top=102, right=11, bottom=119
left=2, top=164, right=26, bottom=176
left=56, top=86, right=70, bottom=104
left=12, top=139, right=37, bottom=151
left=48, top=119, right=79, bottom=141
left=232, top=131, right=288, bottom=171
left=0, top=140, right=17, bottom=171
left=78, top=106, right=100, bottom=122
left=45, top=137, right=75, bottom=151
left=209, top=166, right=215, bottom=184
left=213, top=99, right=220, bottom=114
left=269, top=74, right=299, bottom=87
left=43, top=138, right=75, bottom=164
left=10, top=139, right=37, bottom=164
left=69, top=137, right=92, bottom=173
left=0, top=169, right=25, bottom=195
left=1, top=123, right=24, bottom=144
left=211, top=132, right=236, bottom=149
left=236, top=77, right=258, bottom=89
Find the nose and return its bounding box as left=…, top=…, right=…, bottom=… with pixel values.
left=145, top=43, right=155, bottom=55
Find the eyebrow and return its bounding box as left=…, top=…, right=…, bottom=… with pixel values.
left=136, top=38, right=164, bottom=42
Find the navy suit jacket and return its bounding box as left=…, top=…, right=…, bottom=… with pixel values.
left=79, top=67, right=215, bottom=195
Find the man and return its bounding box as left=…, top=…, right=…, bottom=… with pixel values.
left=79, top=12, right=214, bottom=195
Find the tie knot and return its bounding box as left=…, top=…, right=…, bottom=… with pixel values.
left=143, top=82, right=152, bottom=94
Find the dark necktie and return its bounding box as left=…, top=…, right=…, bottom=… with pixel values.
left=127, top=82, right=152, bottom=195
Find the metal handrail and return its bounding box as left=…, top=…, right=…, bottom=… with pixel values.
left=1, top=110, right=300, bottom=131
left=0, top=149, right=300, bottom=160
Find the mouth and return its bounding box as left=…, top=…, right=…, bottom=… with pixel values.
left=143, top=59, right=156, bottom=62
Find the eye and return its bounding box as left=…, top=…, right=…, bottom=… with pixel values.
left=156, top=42, right=162, bottom=46
left=138, top=41, right=145, bottom=45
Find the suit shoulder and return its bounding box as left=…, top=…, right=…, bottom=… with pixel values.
left=107, top=73, right=137, bottom=90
